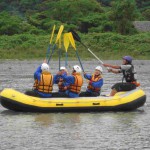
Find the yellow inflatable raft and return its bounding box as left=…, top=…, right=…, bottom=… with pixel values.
left=0, top=88, right=146, bottom=112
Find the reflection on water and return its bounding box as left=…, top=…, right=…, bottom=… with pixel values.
left=34, top=114, right=54, bottom=127
left=0, top=60, right=150, bottom=150
left=34, top=113, right=81, bottom=127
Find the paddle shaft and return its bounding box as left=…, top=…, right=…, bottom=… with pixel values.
left=47, top=44, right=56, bottom=64
left=79, top=41, right=109, bottom=70
left=65, top=52, right=68, bottom=68
left=79, top=41, right=104, bottom=64
left=46, top=25, right=56, bottom=60
left=75, top=51, right=85, bottom=72
left=46, top=44, right=51, bottom=60
left=58, top=48, right=61, bottom=70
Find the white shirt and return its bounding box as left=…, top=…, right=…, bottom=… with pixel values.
left=119, top=64, right=137, bottom=80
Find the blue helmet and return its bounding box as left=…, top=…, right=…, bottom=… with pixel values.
left=123, top=56, right=132, bottom=63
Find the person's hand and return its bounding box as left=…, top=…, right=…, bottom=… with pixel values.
left=57, top=71, right=62, bottom=75
left=89, top=80, right=92, bottom=85
left=59, top=78, right=63, bottom=82
left=103, top=63, right=109, bottom=67
left=64, top=86, right=67, bottom=90
left=108, top=68, right=112, bottom=72
left=83, top=72, right=86, bottom=75
left=43, top=59, right=47, bottom=63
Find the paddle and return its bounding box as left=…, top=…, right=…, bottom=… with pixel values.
left=47, top=25, right=64, bottom=64
left=58, top=37, right=62, bottom=70
left=68, top=32, right=85, bottom=73
left=46, top=25, right=55, bottom=61
left=69, top=30, right=104, bottom=65
left=64, top=33, right=70, bottom=68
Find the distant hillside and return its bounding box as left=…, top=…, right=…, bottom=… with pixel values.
left=0, top=0, right=150, bottom=35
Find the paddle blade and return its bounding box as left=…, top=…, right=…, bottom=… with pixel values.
left=55, top=25, right=64, bottom=44
left=49, top=25, right=56, bottom=44
left=69, top=29, right=81, bottom=42
left=64, top=33, right=70, bottom=52
left=68, top=32, right=76, bottom=50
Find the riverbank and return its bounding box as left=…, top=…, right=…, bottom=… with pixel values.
left=0, top=32, right=150, bottom=60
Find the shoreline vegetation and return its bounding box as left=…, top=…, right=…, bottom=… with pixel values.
left=0, top=32, right=150, bottom=60
left=0, top=0, right=150, bottom=60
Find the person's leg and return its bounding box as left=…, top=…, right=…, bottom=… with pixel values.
left=120, top=83, right=136, bottom=91
left=25, top=90, right=40, bottom=97
left=110, top=83, right=122, bottom=96
left=109, top=88, right=117, bottom=96
left=52, top=92, right=68, bottom=98
left=90, top=92, right=100, bottom=97
left=52, top=92, right=61, bottom=97
left=79, top=92, right=87, bottom=97
left=110, top=82, right=136, bottom=96
left=79, top=91, right=94, bottom=97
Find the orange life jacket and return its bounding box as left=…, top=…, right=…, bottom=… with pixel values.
left=69, top=73, right=83, bottom=94
left=87, top=74, right=102, bottom=92
left=58, top=78, right=66, bottom=92
left=33, top=72, right=53, bottom=93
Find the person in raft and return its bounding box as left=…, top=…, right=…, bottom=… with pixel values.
left=79, top=66, right=103, bottom=97
left=52, top=66, right=68, bottom=97
left=103, top=56, right=140, bottom=96
left=25, top=62, right=58, bottom=98
left=57, top=65, right=83, bottom=98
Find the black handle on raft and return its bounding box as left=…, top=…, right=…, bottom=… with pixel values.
left=56, top=103, right=64, bottom=106
left=93, top=102, right=100, bottom=106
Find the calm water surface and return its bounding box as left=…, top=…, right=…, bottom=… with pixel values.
left=0, top=60, right=150, bottom=150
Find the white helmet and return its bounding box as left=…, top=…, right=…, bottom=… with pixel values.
left=41, top=63, right=49, bottom=72
left=95, top=66, right=103, bottom=73
left=60, top=66, right=66, bottom=70
left=73, top=65, right=82, bottom=73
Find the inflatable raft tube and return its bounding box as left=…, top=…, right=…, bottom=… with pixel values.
left=0, top=88, right=146, bottom=112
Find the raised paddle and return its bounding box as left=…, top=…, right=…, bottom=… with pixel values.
left=70, top=30, right=104, bottom=65
left=46, top=25, right=55, bottom=61
left=58, top=36, right=62, bottom=70
left=47, top=25, right=64, bottom=64
left=64, top=33, right=70, bottom=68
left=68, top=32, right=85, bottom=73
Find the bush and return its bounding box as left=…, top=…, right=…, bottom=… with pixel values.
left=0, top=11, right=23, bottom=35
left=142, top=9, right=150, bottom=20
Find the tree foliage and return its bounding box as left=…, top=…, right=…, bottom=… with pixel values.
left=0, top=0, right=149, bottom=35
left=0, top=11, right=23, bottom=35
left=110, top=0, right=139, bottom=34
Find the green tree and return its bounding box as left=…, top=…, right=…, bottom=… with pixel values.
left=97, top=0, right=112, bottom=6
left=110, top=0, right=138, bottom=34
left=0, top=11, right=23, bottom=35
left=142, top=9, right=150, bottom=20
left=27, top=0, right=103, bottom=32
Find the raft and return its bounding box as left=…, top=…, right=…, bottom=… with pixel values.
left=0, top=88, right=146, bottom=112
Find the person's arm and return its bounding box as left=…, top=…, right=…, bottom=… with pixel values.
left=61, top=74, right=75, bottom=87
left=53, top=74, right=60, bottom=84
left=103, top=63, right=121, bottom=69
left=90, top=78, right=103, bottom=88
left=109, top=65, right=131, bottom=74
left=108, top=68, right=120, bottom=74
left=84, top=73, right=92, bottom=80
left=34, top=65, right=42, bottom=81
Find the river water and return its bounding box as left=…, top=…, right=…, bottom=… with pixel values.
left=0, top=60, right=150, bottom=150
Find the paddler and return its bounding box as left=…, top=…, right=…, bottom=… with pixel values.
left=80, top=66, right=103, bottom=97
left=52, top=66, right=68, bottom=97
left=57, top=65, right=83, bottom=98
left=25, top=62, right=58, bottom=98
left=103, top=56, right=140, bottom=96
